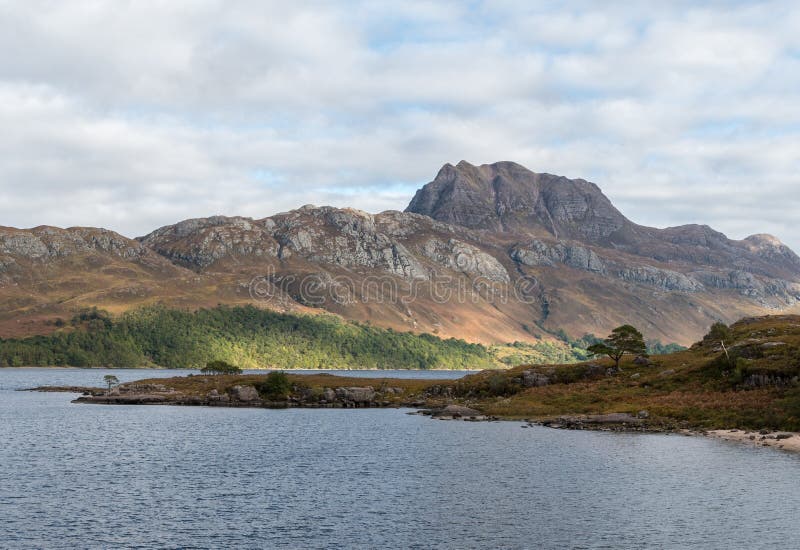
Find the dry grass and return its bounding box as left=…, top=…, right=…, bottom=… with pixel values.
left=444, top=315, right=800, bottom=430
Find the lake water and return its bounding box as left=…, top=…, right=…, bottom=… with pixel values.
left=2, top=368, right=799, bottom=549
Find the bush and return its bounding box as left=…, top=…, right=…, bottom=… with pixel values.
left=486, top=373, right=519, bottom=396
left=258, top=371, right=292, bottom=399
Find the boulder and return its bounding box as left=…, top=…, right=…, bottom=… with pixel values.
left=335, top=387, right=376, bottom=404
left=432, top=405, right=484, bottom=419
left=228, top=385, right=260, bottom=402
left=322, top=388, right=336, bottom=402
left=521, top=370, right=550, bottom=387
left=633, top=355, right=653, bottom=367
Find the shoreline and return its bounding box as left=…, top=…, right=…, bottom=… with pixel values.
left=2, top=366, right=486, bottom=372
left=25, top=385, right=800, bottom=454
left=700, top=429, right=800, bottom=453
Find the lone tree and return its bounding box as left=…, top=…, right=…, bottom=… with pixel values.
left=201, top=360, right=242, bottom=375
left=704, top=321, right=734, bottom=368
left=103, top=374, right=119, bottom=391
left=587, top=325, right=647, bottom=369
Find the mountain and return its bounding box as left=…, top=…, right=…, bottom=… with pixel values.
left=407, top=161, right=800, bottom=278
left=1, top=160, right=798, bottom=344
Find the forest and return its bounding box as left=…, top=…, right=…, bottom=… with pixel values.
left=0, top=305, right=685, bottom=370
left=0, top=305, right=498, bottom=370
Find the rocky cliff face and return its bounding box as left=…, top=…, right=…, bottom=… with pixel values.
left=1, top=161, right=798, bottom=345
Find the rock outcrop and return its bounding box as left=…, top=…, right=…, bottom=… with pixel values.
left=0, top=226, right=149, bottom=261
left=510, top=240, right=605, bottom=273
left=616, top=265, right=701, bottom=292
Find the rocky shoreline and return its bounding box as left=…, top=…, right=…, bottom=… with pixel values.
left=25, top=384, right=800, bottom=453
left=701, top=429, right=800, bottom=453
left=27, top=383, right=423, bottom=409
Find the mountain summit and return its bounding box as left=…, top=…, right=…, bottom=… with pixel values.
left=406, top=160, right=627, bottom=242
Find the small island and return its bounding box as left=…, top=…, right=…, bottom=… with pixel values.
left=41, top=315, right=800, bottom=452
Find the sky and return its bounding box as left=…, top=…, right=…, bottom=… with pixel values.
left=1, top=1, right=799, bottom=249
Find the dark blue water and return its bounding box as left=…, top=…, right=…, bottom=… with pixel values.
left=2, top=369, right=799, bottom=549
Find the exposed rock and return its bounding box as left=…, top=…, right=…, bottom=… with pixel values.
left=761, top=342, right=786, bottom=349
left=228, top=385, right=260, bottom=402
left=0, top=226, right=147, bottom=260
left=273, top=207, right=429, bottom=280
left=542, top=413, right=644, bottom=429
left=633, top=355, right=653, bottom=367
left=139, top=216, right=279, bottom=268
left=431, top=404, right=485, bottom=419
left=743, top=374, right=794, bottom=388
left=511, top=240, right=605, bottom=273
left=617, top=265, right=701, bottom=292
left=421, top=238, right=509, bottom=282
left=406, top=160, right=626, bottom=241
left=334, top=386, right=376, bottom=404
left=521, top=370, right=551, bottom=387
left=322, top=388, right=336, bottom=402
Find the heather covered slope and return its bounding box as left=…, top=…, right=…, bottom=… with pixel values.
left=458, top=315, right=800, bottom=431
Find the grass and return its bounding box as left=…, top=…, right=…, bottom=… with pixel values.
left=450, top=315, right=800, bottom=430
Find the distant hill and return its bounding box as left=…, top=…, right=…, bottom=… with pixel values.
left=1, top=161, right=798, bottom=345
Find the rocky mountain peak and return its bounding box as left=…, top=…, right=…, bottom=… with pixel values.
left=0, top=225, right=147, bottom=261
left=405, top=160, right=628, bottom=242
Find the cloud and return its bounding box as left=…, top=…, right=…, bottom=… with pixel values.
left=0, top=0, right=798, bottom=251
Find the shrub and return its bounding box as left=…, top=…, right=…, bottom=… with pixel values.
left=486, top=373, right=518, bottom=396
left=259, top=371, right=292, bottom=399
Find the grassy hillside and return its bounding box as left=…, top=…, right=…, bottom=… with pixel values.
left=450, top=315, right=800, bottom=430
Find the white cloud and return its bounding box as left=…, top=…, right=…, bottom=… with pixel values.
left=0, top=0, right=798, bottom=250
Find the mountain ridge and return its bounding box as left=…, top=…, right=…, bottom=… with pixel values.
left=1, top=160, right=798, bottom=345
